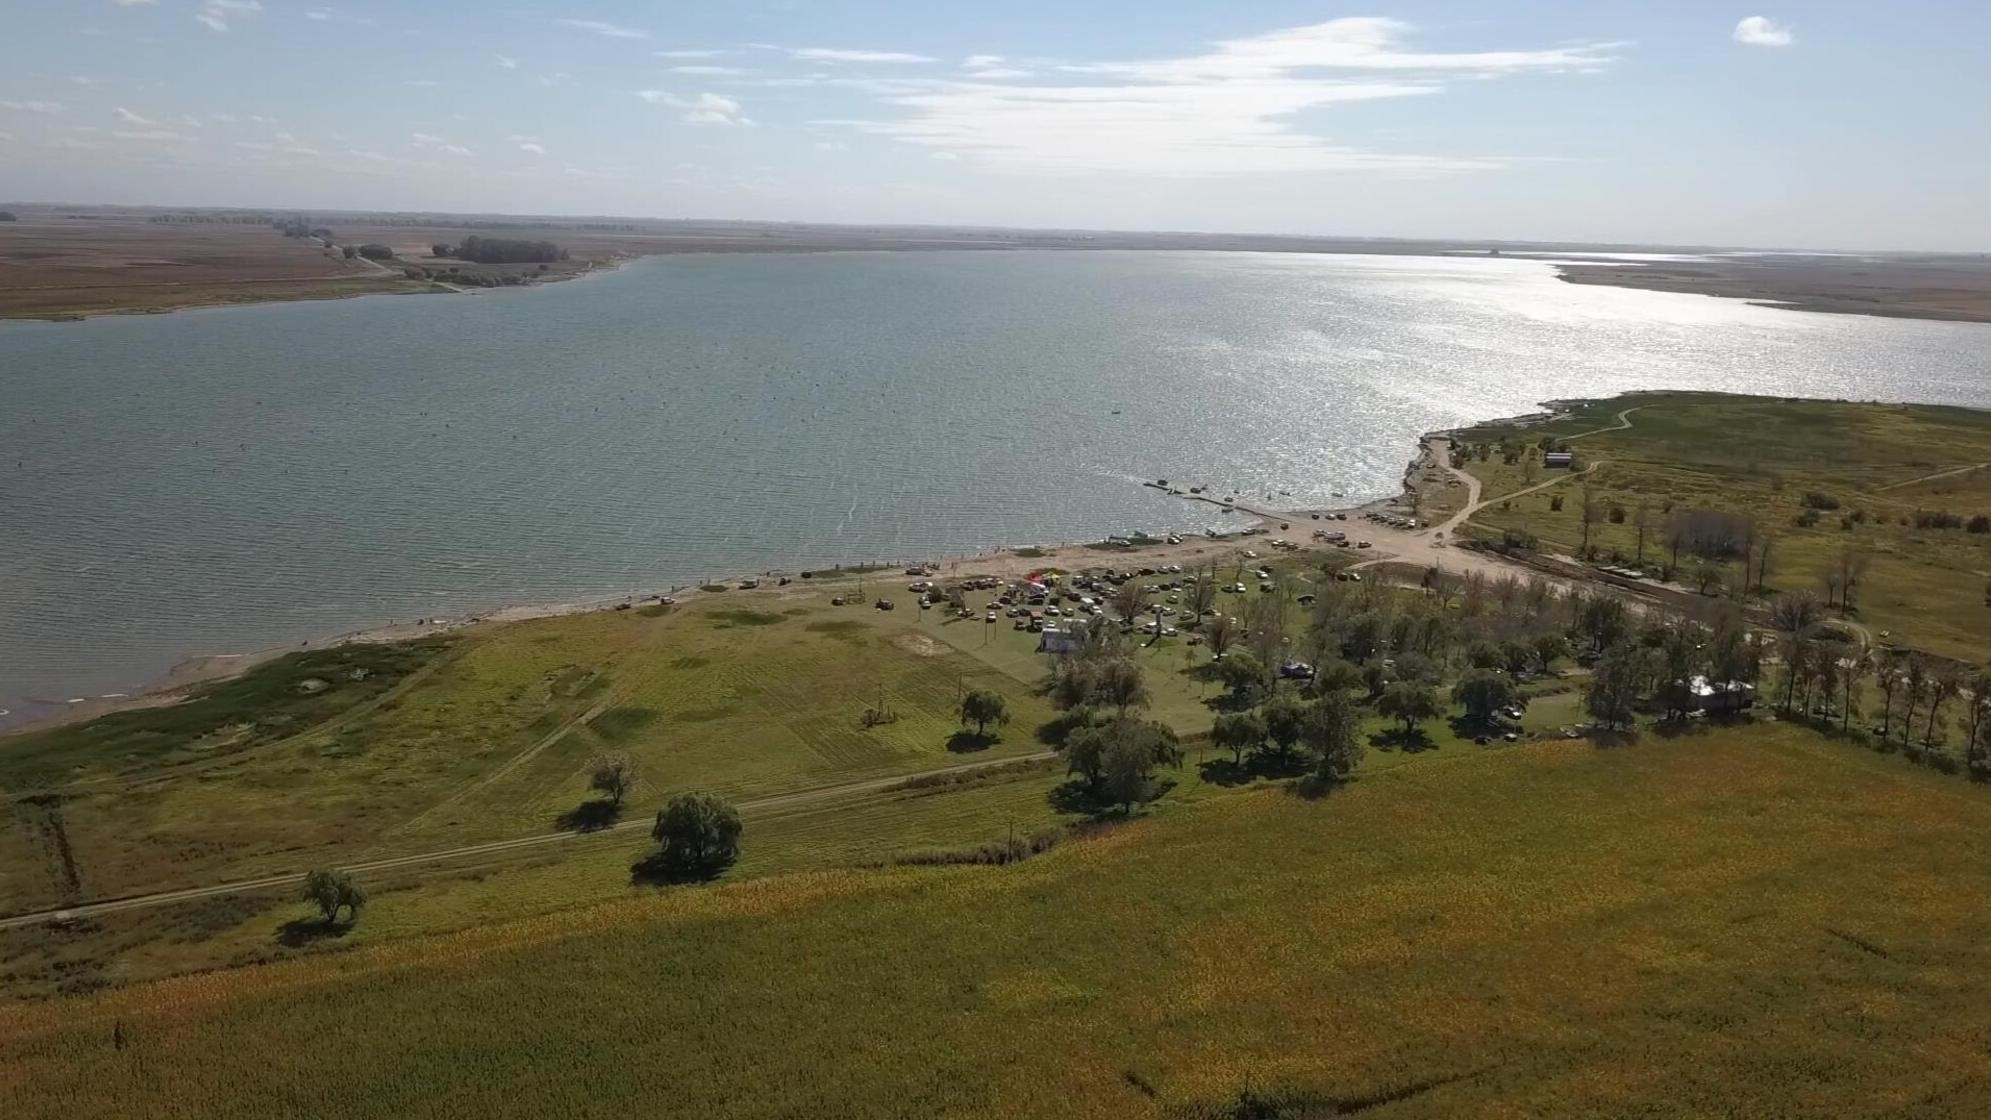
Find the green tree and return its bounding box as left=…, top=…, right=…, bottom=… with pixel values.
left=1451, top=671, right=1517, bottom=725
left=1215, top=651, right=1268, bottom=707
left=1261, top=695, right=1307, bottom=758
left=1308, top=657, right=1363, bottom=697
left=1302, top=692, right=1364, bottom=783
left=1093, top=657, right=1149, bottom=716
left=1210, top=710, right=1266, bottom=766
left=1064, top=724, right=1107, bottom=790
left=651, top=792, right=743, bottom=876
left=1531, top=633, right=1568, bottom=675
left=301, top=868, right=365, bottom=925
left=1377, top=681, right=1440, bottom=736
left=958, top=689, right=1010, bottom=737
left=588, top=751, right=637, bottom=808
left=1586, top=644, right=1645, bottom=731
left=1203, top=613, right=1238, bottom=659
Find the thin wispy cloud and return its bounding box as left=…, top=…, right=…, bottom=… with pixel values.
left=789, top=47, right=936, bottom=64
left=112, top=107, right=157, bottom=125
left=496, top=54, right=517, bottom=69
left=1, top=100, right=65, bottom=114
left=112, top=0, right=157, bottom=6
left=196, top=0, right=261, bottom=33
left=518, top=141, right=546, bottom=155
left=558, top=18, right=647, bottom=40
left=655, top=49, right=725, bottom=59
left=638, top=90, right=754, bottom=127
left=1733, top=16, right=1794, bottom=47
left=670, top=66, right=747, bottom=76
left=829, top=18, right=1623, bottom=177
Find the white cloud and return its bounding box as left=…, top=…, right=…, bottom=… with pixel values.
left=961, top=54, right=1032, bottom=79
left=789, top=48, right=936, bottom=64
left=654, top=49, right=723, bottom=59
left=112, top=107, right=156, bottom=125
left=438, top=144, right=473, bottom=157
left=411, top=131, right=445, bottom=144
left=638, top=90, right=753, bottom=126
left=557, top=18, right=647, bottom=40
left=407, top=79, right=443, bottom=87
left=1733, top=16, right=1794, bottom=47
left=0, top=100, right=64, bottom=114
left=69, top=75, right=97, bottom=87
left=826, top=18, right=1622, bottom=177
left=518, top=141, right=546, bottom=155
left=0, top=130, right=13, bottom=142
left=112, top=128, right=190, bottom=142
left=496, top=54, right=517, bottom=69
left=196, top=0, right=261, bottom=33
left=112, top=0, right=157, bottom=6
left=671, top=65, right=746, bottom=76
left=813, top=139, right=847, bottom=151
left=305, top=9, right=330, bottom=20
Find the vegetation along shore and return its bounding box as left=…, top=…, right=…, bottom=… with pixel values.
left=2, top=390, right=1988, bottom=1117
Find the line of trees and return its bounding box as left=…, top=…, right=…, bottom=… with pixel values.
left=433, top=235, right=568, bottom=264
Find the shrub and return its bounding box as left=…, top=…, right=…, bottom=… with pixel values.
left=893, top=828, right=1065, bottom=867
left=1926, top=749, right=1961, bottom=775
left=1801, top=491, right=1841, bottom=510
left=1969, top=515, right=1990, bottom=534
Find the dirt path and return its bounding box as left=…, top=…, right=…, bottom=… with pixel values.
left=0, top=749, right=1058, bottom=931
left=1875, top=461, right=1990, bottom=492
left=1562, top=405, right=1643, bottom=442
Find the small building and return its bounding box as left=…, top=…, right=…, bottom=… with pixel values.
left=1543, top=451, right=1575, bottom=469
left=1037, top=626, right=1085, bottom=655
left=1690, top=676, right=1756, bottom=714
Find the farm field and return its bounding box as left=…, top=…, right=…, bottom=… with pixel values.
left=3, top=722, right=1988, bottom=1118
left=1449, top=392, right=1991, bottom=665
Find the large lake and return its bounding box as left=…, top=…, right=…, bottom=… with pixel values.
left=4, top=250, right=1989, bottom=724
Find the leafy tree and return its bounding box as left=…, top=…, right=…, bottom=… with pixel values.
left=1203, top=613, right=1238, bottom=659
left=1308, top=657, right=1363, bottom=697
left=1111, top=578, right=1151, bottom=627
left=588, top=751, right=637, bottom=807
left=1451, top=671, right=1518, bottom=725
left=1093, top=658, right=1148, bottom=715
left=1064, top=724, right=1108, bottom=789
left=0, top=210, right=17, bottom=222
left=449, top=235, right=567, bottom=264
left=651, top=792, right=743, bottom=876
left=1498, top=639, right=1533, bottom=676
left=1531, top=633, right=1568, bottom=675
left=1302, top=692, right=1364, bottom=783
left=1215, top=650, right=1268, bottom=706
left=1964, top=669, right=1991, bottom=767
left=1261, top=695, right=1307, bottom=758
left=1102, top=725, right=1163, bottom=813
left=1210, top=710, right=1266, bottom=766
left=1692, top=560, right=1725, bottom=595
left=302, top=868, right=365, bottom=925
left=1586, top=644, right=1645, bottom=731
left=959, top=689, right=1011, bottom=737
left=1377, top=681, right=1439, bottom=735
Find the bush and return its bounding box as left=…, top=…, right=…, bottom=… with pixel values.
left=1968, top=515, right=1989, bottom=534
left=1795, top=508, right=1821, bottom=528
left=1926, top=749, right=1961, bottom=775
left=1970, top=759, right=1991, bottom=783
left=356, top=243, right=395, bottom=261
left=1801, top=491, right=1841, bottom=510
left=1913, top=510, right=1964, bottom=530
left=893, top=828, right=1065, bottom=866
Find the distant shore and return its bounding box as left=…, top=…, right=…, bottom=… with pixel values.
left=9, top=205, right=1991, bottom=325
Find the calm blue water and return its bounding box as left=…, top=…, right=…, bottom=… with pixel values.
left=3, top=250, right=1989, bottom=724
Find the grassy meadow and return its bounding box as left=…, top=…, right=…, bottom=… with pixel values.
left=4, top=722, right=1988, bottom=1118
left=1452, top=393, right=1991, bottom=664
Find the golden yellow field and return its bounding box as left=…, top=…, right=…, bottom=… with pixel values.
left=4, top=722, right=1987, bottom=1118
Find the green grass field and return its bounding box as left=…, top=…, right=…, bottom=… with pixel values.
left=4, top=722, right=1988, bottom=1119
left=1452, top=392, right=1991, bottom=664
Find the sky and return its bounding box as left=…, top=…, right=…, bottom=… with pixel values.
left=1, top=1, right=1987, bottom=250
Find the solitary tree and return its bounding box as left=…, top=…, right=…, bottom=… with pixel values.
left=1378, top=681, right=1440, bottom=736
left=651, top=792, right=743, bottom=877
left=959, top=689, right=1011, bottom=738
left=1203, top=614, right=1238, bottom=659
left=302, top=868, right=365, bottom=925
left=588, top=751, right=637, bottom=808
left=1093, top=657, right=1149, bottom=716
left=1452, top=671, right=1518, bottom=726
